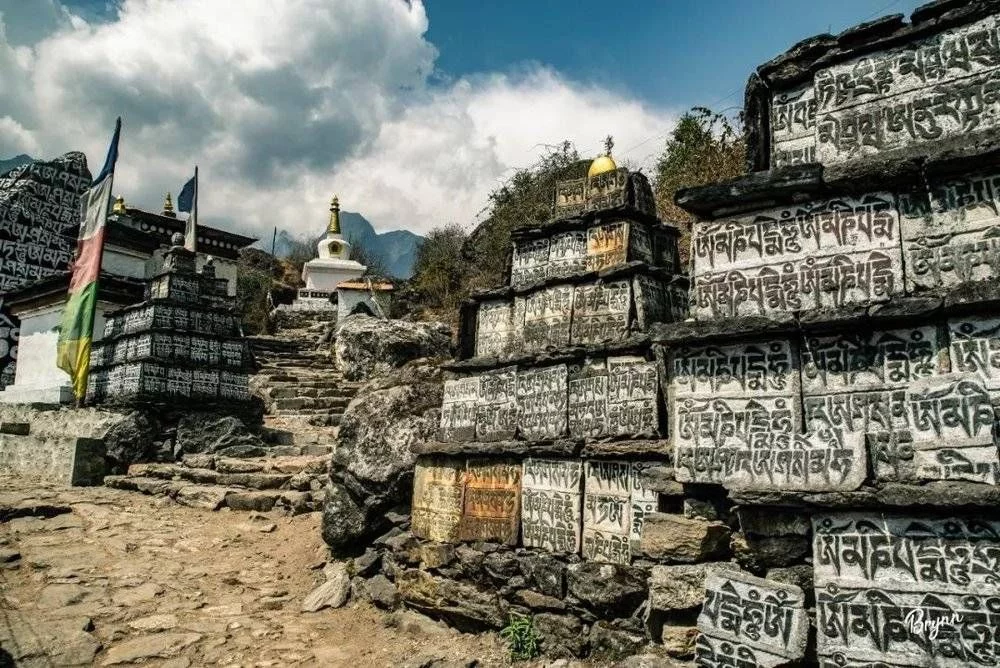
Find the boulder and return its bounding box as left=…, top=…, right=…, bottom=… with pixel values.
left=534, top=612, right=589, bottom=658
left=334, top=315, right=451, bottom=381
left=320, top=483, right=368, bottom=551
left=323, top=361, right=444, bottom=553
left=174, top=412, right=264, bottom=455
left=638, top=513, right=731, bottom=563
left=362, top=573, right=400, bottom=609
left=517, top=552, right=566, bottom=599
left=566, top=563, right=646, bottom=618
left=731, top=532, right=810, bottom=570
left=102, top=410, right=161, bottom=472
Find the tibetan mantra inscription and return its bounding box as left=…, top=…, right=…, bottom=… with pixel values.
left=691, top=194, right=902, bottom=318
left=516, top=364, right=567, bottom=441
left=581, top=461, right=656, bottom=564
left=411, top=459, right=464, bottom=543
left=814, top=513, right=1000, bottom=667
left=458, top=460, right=520, bottom=544
left=475, top=367, right=517, bottom=442
left=696, top=571, right=808, bottom=668
left=521, top=458, right=582, bottom=553
left=950, top=315, right=1000, bottom=390
left=815, top=15, right=1000, bottom=165
left=571, top=280, right=631, bottom=346
left=439, top=376, right=479, bottom=442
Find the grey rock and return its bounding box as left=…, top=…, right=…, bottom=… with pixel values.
left=589, top=621, right=647, bottom=660
left=175, top=412, right=263, bottom=455
left=352, top=548, right=381, bottom=577
left=482, top=550, right=519, bottom=582
left=638, top=513, right=730, bottom=563
left=320, top=483, right=368, bottom=552
left=513, top=589, right=566, bottom=611
left=364, top=573, right=399, bottom=609
left=419, top=543, right=455, bottom=569
left=302, top=562, right=350, bottom=612
left=647, top=562, right=742, bottom=612
left=682, top=498, right=720, bottom=521
left=127, top=613, right=178, bottom=632
left=102, top=410, right=161, bottom=473
left=566, top=563, right=646, bottom=618
left=396, top=568, right=506, bottom=631
left=334, top=315, right=451, bottom=381
left=517, top=552, right=565, bottom=598
left=614, top=652, right=691, bottom=668
left=534, top=612, right=589, bottom=658
left=766, top=564, right=815, bottom=604
left=736, top=508, right=810, bottom=536
left=0, top=548, right=20, bottom=563
left=731, top=532, right=810, bottom=570
left=456, top=545, right=485, bottom=580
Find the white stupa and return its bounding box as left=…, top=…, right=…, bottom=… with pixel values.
left=293, top=195, right=366, bottom=310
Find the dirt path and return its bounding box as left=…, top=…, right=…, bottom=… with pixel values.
left=0, top=478, right=515, bottom=667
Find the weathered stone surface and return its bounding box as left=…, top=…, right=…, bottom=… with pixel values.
left=175, top=412, right=263, bottom=455
left=533, top=612, right=589, bottom=658
left=102, top=410, right=161, bottom=473
left=589, top=621, right=647, bottom=660
left=814, top=512, right=1000, bottom=666
left=565, top=562, right=646, bottom=618
left=101, top=633, right=202, bottom=665
left=334, top=315, right=451, bottom=381
left=410, top=458, right=463, bottom=544
left=326, top=362, right=445, bottom=551
left=658, top=626, right=697, bottom=659
left=302, top=561, right=350, bottom=612
left=638, top=514, right=730, bottom=563
left=320, top=483, right=368, bottom=551
left=647, top=562, right=742, bottom=612
left=582, top=461, right=658, bottom=564
left=521, top=458, right=582, bottom=554
left=516, top=552, right=566, bottom=599
left=696, top=571, right=808, bottom=667
left=730, top=532, right=810, bottom=570
left=458, top=459, right=520, bottom=544
left=361, top=573, right=399, bottom=609
left=395, top=569, right=506, bottom=631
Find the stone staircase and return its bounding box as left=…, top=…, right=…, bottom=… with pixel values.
left=103, top=315, right=366, bottom=515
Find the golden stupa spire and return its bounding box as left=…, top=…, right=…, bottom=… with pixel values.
left=112, top=195, right=126, bottom=215
left=327, top=194, right=341, bottom=235
left=162, top=192, right=176, bottom=217
left=588, top=135, right=617, bottom=178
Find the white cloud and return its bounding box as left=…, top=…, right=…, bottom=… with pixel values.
left=0, top=0, right=677, bottom=242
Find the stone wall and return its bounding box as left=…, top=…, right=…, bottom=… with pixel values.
left=340, top=5, right=1000, bottom=666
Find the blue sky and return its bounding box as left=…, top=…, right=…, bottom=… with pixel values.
left=7, top=0, right=926, bottom=237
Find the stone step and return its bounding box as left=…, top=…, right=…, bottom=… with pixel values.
left=104, top=476, right=323, bottom=514
left=179, top=453, right=329, bottom=475
left=272, top=396, right=350, bottom=411
left=126, top=463, right=300, bottom=490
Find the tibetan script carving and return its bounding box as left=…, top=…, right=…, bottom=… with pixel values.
left=582, top=460, right=633, bottom=564
left=439, top=376, right=479, bottom=442
left=950, top=315, right=1000, bottom=390
left=771, top=83, right=817, bottom=168
left=475, top=367, right=518, bottom=442
left=815, top=16, right=1000, bottom=164
left=607, top=356, right=659, bottom=438
left=411, top=458, right=464, bottom=543
left=696, top=571, right=808, bottom=668
left=523, top=286, right=573, bottom=352
left=475, top=299, right=521, bottom=358
left=548, top=229, right=588, bottom=279
left=586, top=221, right=628, bottom=272
left=458, top=459, right=521, bottom=544
left=521, top=458, right=582, bottom=553
left=516, top=364, right=568, bottom=441
left=570, top=280, right=631, bottom=345
left=511, top=238, right=549, bottom=289
left=814, top=512, right=1000, bottom=667
left=567, top=360, right=609, bottom=439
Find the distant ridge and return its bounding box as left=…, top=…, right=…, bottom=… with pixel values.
left=274, top=210, right=423, bottom=279
left=0, top=154, right=33, bottom=175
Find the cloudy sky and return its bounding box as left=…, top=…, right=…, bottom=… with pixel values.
left=0, top=0, right=923, bottom=242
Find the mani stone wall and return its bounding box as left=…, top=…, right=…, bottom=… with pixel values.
left=0, top=153, right=91, bottom=387
left=366, top=5, right=1000, bottom=666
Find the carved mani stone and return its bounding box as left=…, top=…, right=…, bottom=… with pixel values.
left=813, top=512, right=1000, bottom=667
left=516, top=364, right=567, bottom=441
left=475, top=366, right=518, bottom=442
left=438, top=376, right=479, bottom=442
left=458, top=459, right=521, bottom=544
left=521, top=458, right=582, bottom=554
left=411, top=458, right=464, bottom=543
left=695, top=570, right=808, bottom=668
left=581, top=461, right=658, bottom=565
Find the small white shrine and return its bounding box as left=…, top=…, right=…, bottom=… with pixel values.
left=286, top=195, right=393, bottom=322
left=292, top=195, right=366, bottom=310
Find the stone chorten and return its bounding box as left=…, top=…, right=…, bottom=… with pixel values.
left=297, top=195, right=366, bottom=308
left=87, top=233, right=253, bottom=405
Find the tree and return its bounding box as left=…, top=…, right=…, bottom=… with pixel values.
left=653, top=107, right=746, bottom=265
left=411, top=223, right=468, bottom=312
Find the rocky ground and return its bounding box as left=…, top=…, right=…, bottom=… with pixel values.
left=0, top=477, right=526, bottom=668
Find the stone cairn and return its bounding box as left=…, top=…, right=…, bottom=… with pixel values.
left=88, top=234, right=253, bottom=405
left=382, top=3, right=1000, bottom=665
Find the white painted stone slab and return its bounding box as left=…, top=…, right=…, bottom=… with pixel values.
left=521, top=459, right=582, bottom=554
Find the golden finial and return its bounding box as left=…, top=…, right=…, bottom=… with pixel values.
left=112, top=195, right=126, bottom=215
left=162, top=192, right=176, bottom=218
left=327, top=194, right=341, bottom=235
left=588, top=135, right=617, bottom=178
